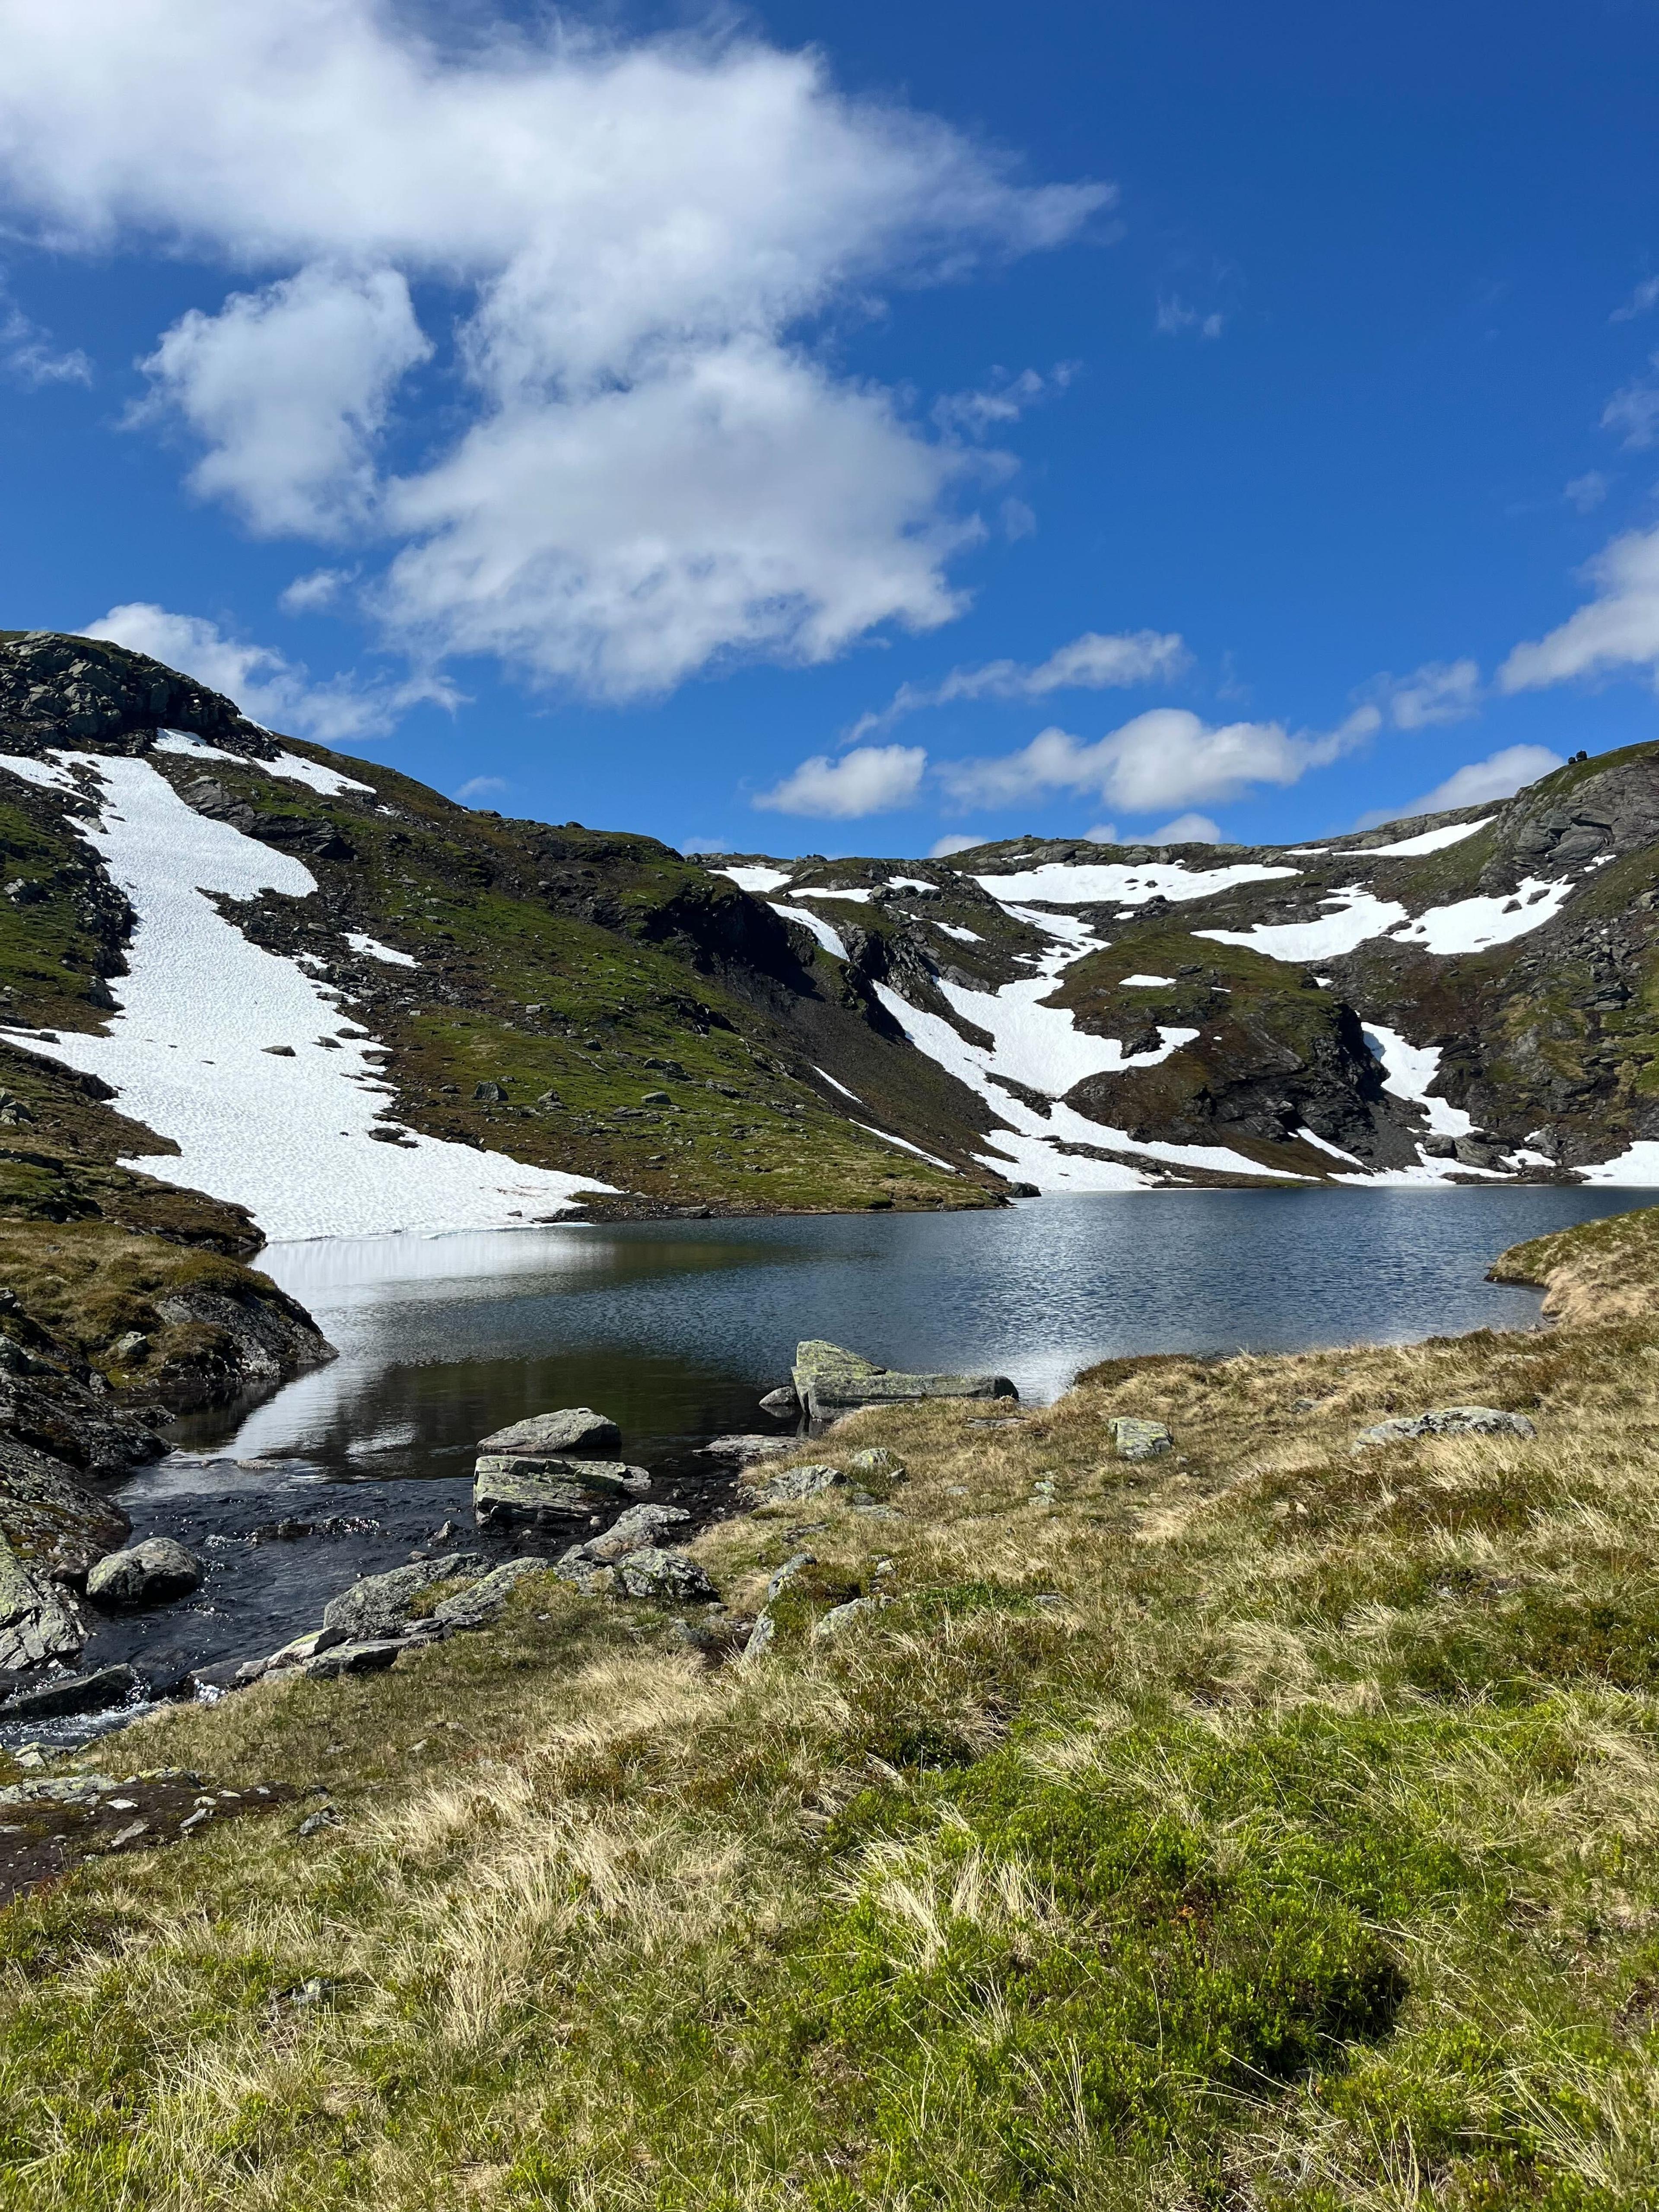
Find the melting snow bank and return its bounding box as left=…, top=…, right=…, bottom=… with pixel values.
left=975, top=858, right=1298, bottom=906
left=769, top=903, right=849, bottom=960
left=1579, top=1144, right=1659, bottom=1185
left=0, top=752, right=610, bottom=1239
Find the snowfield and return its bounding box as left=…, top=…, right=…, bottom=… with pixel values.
left=974, top=857, right=1299, bottom=906
left=0, top=753, right=609, bottom=1239
left=769, top=903, right=849, bottom=960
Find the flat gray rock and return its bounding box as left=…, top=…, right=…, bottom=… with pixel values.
left=792, top=1340, right=1017, bottom=1423
left=85, top=1537, right=203, bottom=1608
left=474, top=1456, right=649, bottom=1527
left=1109, top=1417, right=1173, bottom=1461
left=476, top=1408, right=620, bottom=1457
left=1355, top=1405, right=1537, bottom=1447
left=302, top=1639, right=404, bottom=1680
left=0, top=1662, right=140, bottom=1722
left=700, top=1434, right=794, bottom=1462
left=582, top=1503, right=692, bottom=1563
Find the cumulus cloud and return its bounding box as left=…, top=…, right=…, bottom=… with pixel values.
left=1565, top=471, right=1610, bottom=513
left=139, top=265, right=430, bottom=536
left=1355, top=744, right=1564, bottom=829
left=938, top=704, right=1377, bottom=816
left=0, top=1, right=1109, bottom=700
left=848, top=627, right=1186, bottom=741
left=930, top=832, right=983, bottom=857
left=454, top=775, right=507, bottom=803
left=754, top=744, right=927, bottom=818
left=81, top=601, right=446, bottom=744
left=1146, top=812, right=1221, bottom=843
left=1499, top=525, right=1659, bottom=692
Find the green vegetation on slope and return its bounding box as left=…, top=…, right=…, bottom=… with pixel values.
left=6, top=1210, right=1659, bottom=2205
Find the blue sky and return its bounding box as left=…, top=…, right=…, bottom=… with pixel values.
left=2, top=0, right=1659, bottom=857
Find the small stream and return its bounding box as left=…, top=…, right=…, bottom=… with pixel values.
left=6, top=1185, right=1649, bottom=1748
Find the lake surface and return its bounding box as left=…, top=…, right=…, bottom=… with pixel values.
left=10, top=1185, right=1647, bottom=1746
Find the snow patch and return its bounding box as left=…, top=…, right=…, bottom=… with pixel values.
left=345, top=931, right=419, bottom=969
left=795, top=884, right=874, bottom=903
left=1121, top=973, right=1176, bottom=987
left=1360, top=817, right=1493, bottom=859
left=0, top=753, right=608, bottom=1239
left=1198, top=887, right=1409, bottom=963
left=154, top=731, right=373, bottom=796
left=851, top=1122, right=958, bottom=1172
left=712, top=864, right=792, bottom=894
left=1362, top=1024, right=1473, bottom=1138
left=769, top=903, right=848, bottom=960
left=812, top=1065, right=863, bottom=1103
left=0, top=753, right=76, bottom=791
left=976, top=858, right=1298, bottom=908
left=1389, top=877, right=1572, bottom=954
left=1578, top=1143, right=1659, bottom=1186
left=1295, top=1125, right=1366, bottom=1166
left=935, top=922, right=982, bottom=943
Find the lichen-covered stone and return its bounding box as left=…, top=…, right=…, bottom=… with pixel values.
left=476, top=1408, right=620, bottom=1457
left=612, top=1548, right=718, bottom=1604
left=474, top=1456, right=649, bottom=1526
left=1109, top=1417, right=1173, bottom=1461
left=85, top=1536, right=203, bottom=1608
left=1355, top=1405, right=1537, bottom=1447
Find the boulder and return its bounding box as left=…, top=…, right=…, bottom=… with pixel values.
left=0, top=1535, right=84, bottom=1671
left=0, top=1662, right=140, bottom=1722
left=766, top=1550, right=817, bottom=1600
left=846, top=1448, right=907, bottom=1485
left=321, top=1556, right=483, bottom=1643
left=791, top=1341, right=1017, bottom=1423
left=430, top=1558, right=550, bottom=1632
left=1109, top=1418, right=1173, bottom=1461
left=474, top=1456, right=650, bottom=1527
left=1355, top=1406, right=1537, bottom=1447
left=812, top=1595, right=885, bottom=1641
left=699, top=1434, right=794, bottom=1462
left=476, top=1407, right=621, bottom=1457
left=759, top=1386, right=800, bottom=1417
left=552, top=1550, right=617, bottom=1596
left=582, top=1503, right=691, bottom=1563
left=85, top=1537, right=203, bottom=1608
left=612, top=1548, right=719, bottom=1604
left=751, top=1462, right=846, bottom=1504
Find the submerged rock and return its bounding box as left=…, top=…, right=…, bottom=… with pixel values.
left=791, top=1341, right=1017, bottom=1423
left=1355, top=1406, right=1537, bottom=1447
left=476, top=1408, right=621, bottom=1457
left=85, top=1537, right=203, bottom=1608
left=474, top=1455, right=650, bottom=1527
left=1109, top=1418, right=1173, bottom=1461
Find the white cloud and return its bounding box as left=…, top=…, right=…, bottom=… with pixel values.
left=1602, top=360, right=1659, bottom=449
left=81, top=601, right=445, bottom=744
left=1355, top=744, right=1564, bottom=829
left=1155, top=295, right=1224, bottom=340
left=754, top=744, right=927, bottom=818
left=1499, top=524, right=1659, bottom=692
left=930, top=832, right=983, bottom=857
left=1084, top=823, right=1119, bottom=844
left=1371, top=657, right=1481, bottom=731
left=680, top=836, right=734, bottom=855
left=1146, top=812, right=1221, bottom=843
left=932, top=362, right=1074, bottom=439
left=1565, top=471, right=1610, bottom=512
left=454, top=775, right=507, bottom=803
left=938, top=704, right=1376, bottom=816
left=280, top=566, right=353, bottom=613
left=849, top=627, right=1186, bottom=740
left=0, top=290, right=90, bottom=385
left=139, top=264, right=430, bottom=536
left=0, top=2, right=1109, bottom=701
left=1611, top=276, right=1659, bottom=323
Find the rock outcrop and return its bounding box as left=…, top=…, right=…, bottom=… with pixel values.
left=791, top=1341, right=1018, bottom=1424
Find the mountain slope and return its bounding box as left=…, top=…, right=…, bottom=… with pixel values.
left=1, top=628, right=1657, bottom=1249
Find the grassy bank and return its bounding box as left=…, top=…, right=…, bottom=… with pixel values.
left=5, top=1210, right=1659, bottom=2207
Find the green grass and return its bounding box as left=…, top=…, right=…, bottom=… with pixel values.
left=6, top=1212, right=1659, bottom=2203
